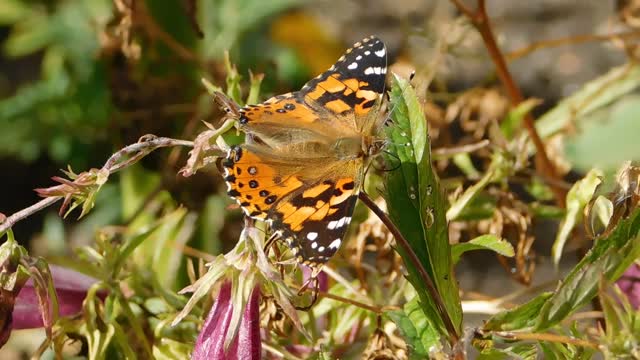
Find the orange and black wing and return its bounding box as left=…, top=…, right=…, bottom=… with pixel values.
left=223, top=145, right=360, bottom=266
left=238, top=36, right=387, bottom=137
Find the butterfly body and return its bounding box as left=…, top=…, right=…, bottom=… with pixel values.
left=223, top=36, right=388, bottom=269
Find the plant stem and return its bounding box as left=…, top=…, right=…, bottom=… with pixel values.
left=506, top=29, right=640, bottom=61
left=358, top=192, right=460, bottom=344
left=0, top=197, right=62, bottom=235
left=0, top=137, right=194, bottom=236
left=448, top=0, right=566, bottom=206
left=104, top=135, right=193, bottom=173
left=491, top=330, right=598, bottom=349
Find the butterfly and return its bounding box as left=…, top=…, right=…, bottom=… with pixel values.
left=222, top=36, right=388, bottom=273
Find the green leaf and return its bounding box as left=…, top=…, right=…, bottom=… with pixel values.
left=152, top=338, right=193, bottom=360
left=501, top=98, right=541, bottom=140
left=143, top=208, right=191, bottom=288
left=451, top=235, right=515, bottom=264
left=196, top=195, right=227, bottom=255
left=197, top=0, right=301, bottom=60
left=536, top=63, right=640, bottom=139
left=387, top=296, right=441, bottom=358
left=597, top=280, right=640, bottom=357
left=478, top=344, right=538, bottom=360
left=484, top=292, right=553, bottom=331
left=530, top=203, right=566, bottom=219
left=551, top=169, right=603, bottom=266
left=447, top=151, right=513, bottom=221
left=383, top=74, right=462, bottom=339
left=81, top=285, right=119, bottom=360
left=120, top=165, right=163, bottom=223
left=564, top=95, right=640, bottom=172
left=0, top=0, right=30, bottom=25
left=536, top=208, right=640, bottom=330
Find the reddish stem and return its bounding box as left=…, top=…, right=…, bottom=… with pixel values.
left=449, top=0, right=566, bottom=206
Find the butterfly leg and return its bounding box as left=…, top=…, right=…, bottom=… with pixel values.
left=294, top=275, right=319, bottom=311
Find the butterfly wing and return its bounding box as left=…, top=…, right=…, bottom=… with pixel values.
left=301, top=35, right=387, bottom=130
left=224, top=36, right=387, bottom=266
left=223, top=145, right=361, bottom=265
left=238, top=36, right=387, bottom=143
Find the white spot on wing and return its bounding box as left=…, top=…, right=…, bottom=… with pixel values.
left=364, top=67, right=383, bottom=75
left=311, top=242, right=317, bottom=249
left=318, top=246, right=325, bottom=252
left=328, top=216, right=351, bottom=230
left=356, top=55, right=362, bottom=60
left=307, top=232, right=318, bottom=241
left=375, top=48, right=386, bottom=57
left=364, top=50, right=371, bottom=55
left=329, top=239, right=341, bottom=249
left=347, top=62, right=358, bottom=70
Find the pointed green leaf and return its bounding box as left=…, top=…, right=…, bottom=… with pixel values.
left=484, top=292, right=553, bottom=331
left=536, top=208, right=640, bottom=330
left=451, top=235, right=515, bottom=264
left=387, top=296, right=440, bottom=358
left=384, top=74, right=461, bottom=339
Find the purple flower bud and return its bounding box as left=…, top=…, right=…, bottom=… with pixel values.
left=13, top=265, right=99, bottom=329
left=193, top=282, right=262, bottom=360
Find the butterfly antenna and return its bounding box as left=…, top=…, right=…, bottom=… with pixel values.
left=374, top=150, right=402, bottom=172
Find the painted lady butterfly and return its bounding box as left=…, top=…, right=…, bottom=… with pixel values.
left=223, top=36, right=388, bottom=272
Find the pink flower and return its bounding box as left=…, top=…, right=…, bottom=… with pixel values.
left=0, top=258, right=100, bottom=349
left=13, top=265, right=99, bottom=329
left=617, top=263, right=640, bottom=309
left=193, top=282, right=261, bottom=360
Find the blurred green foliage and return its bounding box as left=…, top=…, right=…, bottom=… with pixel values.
left=0, top=0, right=112, bottom=164
left=1, top=0, right=640, bottom=359
left=0, top=0, right=309, bottom=166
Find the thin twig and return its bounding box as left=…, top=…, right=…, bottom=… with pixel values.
left=506, top=29, right=640, bottom=61
left=432, top=139, right=490, bottom=158
left=134, top=1, right=201, bottom=64
left=0, top=197, right=62, bottom=235
left=358, top=192, right=460, bottom=344
left=103, top=136, right=193, bottom=172
left=491, top=331, right=599, bottom=349
left=449, top=0, right=476, bottom=19
left=0, top=136, right=194, bottom=236
left=448, top=0, right=566, bottom=206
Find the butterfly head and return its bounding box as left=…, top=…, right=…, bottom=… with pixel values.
left=365, top=136, right=387, bottom=158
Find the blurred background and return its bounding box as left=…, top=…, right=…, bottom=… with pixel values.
left=1, top=0, right=639, bottom=357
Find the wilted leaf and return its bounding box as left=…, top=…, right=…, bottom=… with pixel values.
left=551, top=169, right=603, bottom=266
